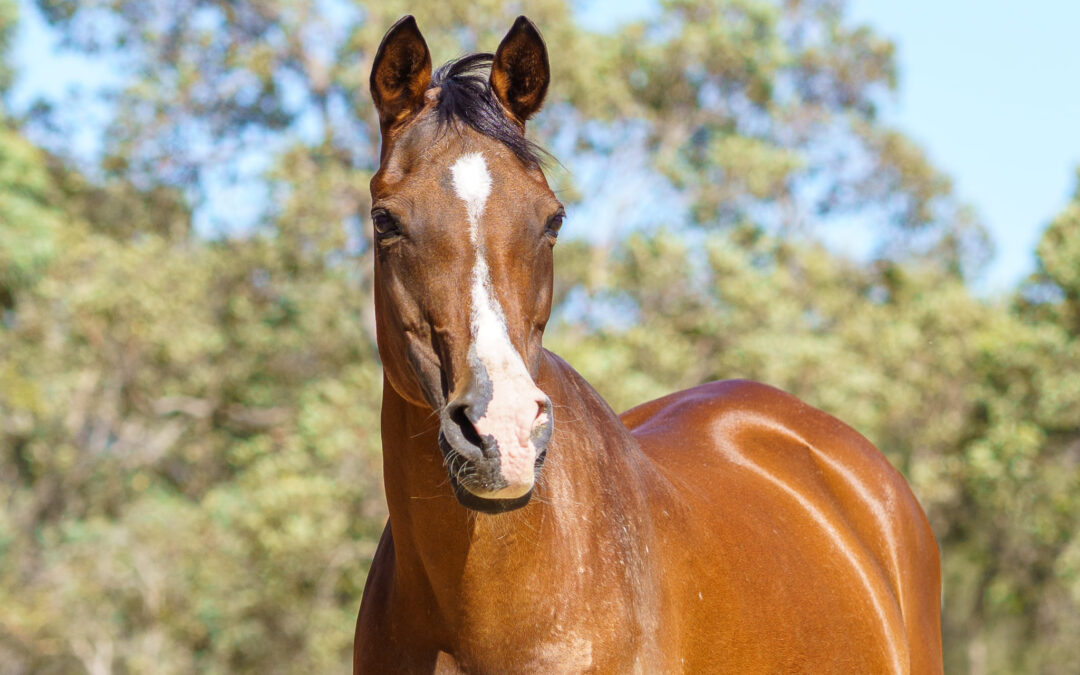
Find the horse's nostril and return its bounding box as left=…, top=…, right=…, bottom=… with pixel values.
left=448, top=402, right=485, bottom=450
left=536, top=397, right=552, bottom=422
left=530, top=397, right=555, bottom=450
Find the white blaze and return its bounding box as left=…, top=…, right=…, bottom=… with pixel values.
left=450, top=152, right=547, bottom=497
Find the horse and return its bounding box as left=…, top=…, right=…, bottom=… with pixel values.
left=354, top=15, right=944, bottom=674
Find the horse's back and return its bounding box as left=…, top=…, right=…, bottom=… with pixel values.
left=622, top=380, right=943, bottom=674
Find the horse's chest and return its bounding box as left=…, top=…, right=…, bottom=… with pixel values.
left=511, top=632, right=596, bottom=671
left=452, top=563, right=662, bottom=671
left=449, top=599, right=662, bottom=674
left=450, top=628, right=654, bottom=674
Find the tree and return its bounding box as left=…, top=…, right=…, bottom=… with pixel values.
left=2, top=88, right=384, bottom=675
left=0, top=0, right=15, bottom=97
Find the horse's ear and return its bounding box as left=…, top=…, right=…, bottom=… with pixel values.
left=490, top=16, right=550, bottom=125
left=370, top=16, right=432, bottom=129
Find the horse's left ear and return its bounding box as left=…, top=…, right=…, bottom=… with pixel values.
left=370, top=16, right=432, bottom=129
left=490, top=16, right=550, bottom=125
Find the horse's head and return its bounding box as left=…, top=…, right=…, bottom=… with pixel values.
left=369, top=16, right=562, bottom=514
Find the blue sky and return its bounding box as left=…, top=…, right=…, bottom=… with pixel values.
left=10, top=0, right=1080, bottom=292
left=847, top=0, right=1080, bottom=292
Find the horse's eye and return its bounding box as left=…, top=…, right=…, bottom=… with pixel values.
left=545, top=210, right=565, bottom=240
left=372, top=210, right=401, bottom=239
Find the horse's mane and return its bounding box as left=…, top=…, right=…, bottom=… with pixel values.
left=430, top=53, right=547, bottom=167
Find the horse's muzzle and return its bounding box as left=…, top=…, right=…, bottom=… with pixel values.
left=438, top=394, right=553, bottom=513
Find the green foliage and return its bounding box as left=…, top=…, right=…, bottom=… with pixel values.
left=0, top=126, right=63, bottom=299
left=1022, top=169, right=1080, bottom=334
left=1, top=122, right=383, bottom=671
left=0, top=0, right=15, bottom=96
left=1, top=1, right=1078, bottom=673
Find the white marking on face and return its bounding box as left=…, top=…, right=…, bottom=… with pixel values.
left=450, top=152, right=548, bottom=497
left=450, top=155, right=503, bottom=360
left=450, top=152, right=492, bottom=233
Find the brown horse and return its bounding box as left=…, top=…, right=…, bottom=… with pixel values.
left=355, top=15, right=944, bottom=674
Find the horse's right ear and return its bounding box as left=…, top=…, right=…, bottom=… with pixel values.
left=370, top=16, right=432, bottom=129
left=490, top=16, right=550, bottom=125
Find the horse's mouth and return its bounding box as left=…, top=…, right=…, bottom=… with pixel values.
left=437, top=432, right=541, bottom=514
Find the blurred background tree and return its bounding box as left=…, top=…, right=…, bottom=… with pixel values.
left=1, top=0, right=1077, bottom=672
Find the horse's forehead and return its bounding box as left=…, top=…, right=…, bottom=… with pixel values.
left=381, top=119, right=535, bottom=189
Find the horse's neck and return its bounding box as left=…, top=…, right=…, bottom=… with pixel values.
left=379, top=351, right=655, bottom=641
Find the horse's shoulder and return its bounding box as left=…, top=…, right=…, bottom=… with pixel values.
left=624, top=381, right=937, bottom=672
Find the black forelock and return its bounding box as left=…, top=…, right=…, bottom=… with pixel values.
left=429, top=53, right=547, bottom=167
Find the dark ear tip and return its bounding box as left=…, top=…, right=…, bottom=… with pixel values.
left=387, top=14, right=419, bottom=34
left=511, top=15, right=541, bottom=37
